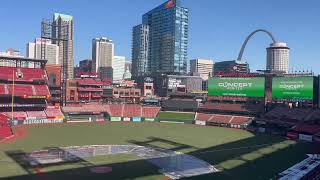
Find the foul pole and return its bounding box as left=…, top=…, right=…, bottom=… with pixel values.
left=11, top=70, right=15, bottom=121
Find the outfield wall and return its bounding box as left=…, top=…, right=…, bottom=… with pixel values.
left=156, top=112, right=195, bottom=124
left=11, top=118, right=64, bottom=125
left=67, top=113, right=105, bottom=123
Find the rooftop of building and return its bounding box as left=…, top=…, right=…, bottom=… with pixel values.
left=93, top=37, right=113, bottom=42
left=215, top=60, right=249, bottom=65
left=54, top=13, right=73, bottom=21
left=144, top=0, right=185, bottom=16
left=190, top=59, right=215, bottom=64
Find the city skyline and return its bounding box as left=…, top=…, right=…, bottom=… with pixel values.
left=0, top=0, right=319, bottom=73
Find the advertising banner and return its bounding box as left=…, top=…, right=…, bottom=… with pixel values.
left=208, top=77, right=265, bottom=97
left=272, top=77, right=313, bottom=100
left=11, top=119, right=63, bottom=125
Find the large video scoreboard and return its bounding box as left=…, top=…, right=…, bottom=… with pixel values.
left=272, top=77, right=314, bottom=100
left=208, top=77, right=265, bottom=97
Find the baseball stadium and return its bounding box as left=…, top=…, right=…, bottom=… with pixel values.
left=1, top=57, right=320, bottom=180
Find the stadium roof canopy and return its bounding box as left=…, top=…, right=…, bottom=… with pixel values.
left=0, top=56, right=47, bottom=68
left=0, top=56, right=47, bottom=63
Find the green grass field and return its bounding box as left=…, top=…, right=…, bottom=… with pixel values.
left=0, top=122, right=313, bottom=180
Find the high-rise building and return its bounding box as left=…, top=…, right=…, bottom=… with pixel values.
left=132, top=0, right=189, bottom=77
left=266, top=42, right=290, bottom=73
left=214, top=60, right=250, bottom=75
left=92, top=37, right=114, bottom=80
left=27, top=38, right=59, bottom=66
left=99, top=67, right=113, bottom=81
left=132, top=24, right=149, bottom=78
left=52, top=13, right=74, bottom=79
left=79, top=59, right=92, bottom=73
left=190, top=59, right=214, bottom=80
left=113, top=56, right=126, bottom=83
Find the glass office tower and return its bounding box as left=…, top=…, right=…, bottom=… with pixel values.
left=133, top=0, right=189, bottom=77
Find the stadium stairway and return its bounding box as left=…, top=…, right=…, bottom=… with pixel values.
left=31, top=85, right=36, bottom=95
left=4, top=84, right=8, bottom=94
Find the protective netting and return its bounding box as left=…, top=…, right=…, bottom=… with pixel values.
left=25, top=145, right=219, bottom=179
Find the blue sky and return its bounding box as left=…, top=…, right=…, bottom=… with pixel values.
left=0, top=0, right=319, bottom=73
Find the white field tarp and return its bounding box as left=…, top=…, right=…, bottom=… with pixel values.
left=25, top=145, right=219, bottom=179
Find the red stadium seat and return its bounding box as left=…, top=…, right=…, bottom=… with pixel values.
left=291, top=124, right=320, bottom=135
left=45, top=107, right=64, bottom=118
left=3, top=111, right=27, bottom=120
left=209, top=114, right=232, bottom=124
left=1, top=84, right=50, bottom=98
left=0, top=67, right=46, bottom=82
left=203, top=102, right=264, bottom=113
left=34, top=85, right=50, bottom=96
left=0, top=114, right=8, bottom=124
left=19, top=68, right=46, bottom=81
left=0, top=67, right=50, bottom=97
left=142, top=107, right=161, bottom=118
left=0, top=67, right=15, bottom=81
left=108, top=104, right=123, bottom=117
left=230, top=116, right=251, bottom=125
left=265, top=107, right=316, bottom=123
left=0, top=84, right=6, bottom=95
left=7, top=84, right=34, bottom=96
left=26, top=111, right=47, bottom=118
left=0, top=126, right=12, bottom=138
left=123, top=104, right=142, bottom=117
left=196, top=113, right=214, bottom=121
left=82, top=104, right=105, bottom=112
left=62, top=104, right=105, bottom=113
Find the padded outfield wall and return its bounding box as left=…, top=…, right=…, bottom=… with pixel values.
left=156, top=112, right=195, bottom=124
left=109, top=117, right=156, bottom=122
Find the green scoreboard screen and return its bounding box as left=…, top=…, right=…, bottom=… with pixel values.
left=208, top=77, right=265, bottom=97
left=272, top=77, right=314, bottom=100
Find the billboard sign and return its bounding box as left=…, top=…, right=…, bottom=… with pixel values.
left=80, top=74, right=98, bottom=78
left=208, top=77, right=265, bottom=97
left=272, top=77, right=313, bottom=100
left=168, top=78, right=183, bottom=90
